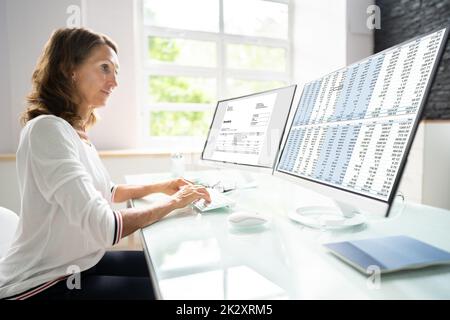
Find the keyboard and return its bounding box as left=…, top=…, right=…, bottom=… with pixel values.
left=192, top=188, right=235, bottom=212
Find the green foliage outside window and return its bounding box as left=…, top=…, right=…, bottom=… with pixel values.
left=150, top=111, right=211, bottom=136
left=149, top=37, right=180, bottom=62
left=148, top=37, right=212, bottom=136
left=147, top=37, right=285, bottom=137
left=149, top=76, right=213, bottom=104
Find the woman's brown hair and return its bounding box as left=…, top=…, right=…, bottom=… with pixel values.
left=21, top=27, right=118, bottom=128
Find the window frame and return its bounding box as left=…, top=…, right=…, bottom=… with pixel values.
left=139, top=0, right=292, bottom=150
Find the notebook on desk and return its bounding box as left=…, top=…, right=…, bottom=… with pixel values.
left=324, top=235, right=450, bottom=274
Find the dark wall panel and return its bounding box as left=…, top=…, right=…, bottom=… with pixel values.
left=375, top=0, right=450, bottom=119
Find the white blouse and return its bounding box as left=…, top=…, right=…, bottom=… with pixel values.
left=0, top=115, right=123, bottom=299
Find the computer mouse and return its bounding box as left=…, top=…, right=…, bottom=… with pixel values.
left=227, top=211, right=269, bottom=228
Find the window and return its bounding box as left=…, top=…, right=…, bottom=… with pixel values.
left=141, top=0, right=291, bottom=148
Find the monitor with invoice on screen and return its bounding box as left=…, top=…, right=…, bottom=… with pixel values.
left=201, top=85, right=297, bottom=172
left=274, top=27, right=448, bottom=222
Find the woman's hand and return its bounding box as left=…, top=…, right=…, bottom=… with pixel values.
left=170, top=185, right=211, bottom=210
left=159, top=178, right=193, bottom=195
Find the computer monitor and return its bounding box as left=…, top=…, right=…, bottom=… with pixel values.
left=274, top=27, right=448, bottom=222
left=201, top=85, right=297, bottom=172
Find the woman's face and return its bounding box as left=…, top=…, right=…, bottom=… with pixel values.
left=72, top=44, right=119, bottom=109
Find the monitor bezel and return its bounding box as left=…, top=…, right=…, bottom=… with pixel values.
left=274, top=26, right=449, bottom=217
left=200, top=84, right=297, bottom=171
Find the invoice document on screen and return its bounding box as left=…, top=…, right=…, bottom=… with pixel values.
left=209, top=92, right=277, bottom=165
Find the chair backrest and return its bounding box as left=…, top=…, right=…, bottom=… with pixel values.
left=0, top=207, right=19, bottom=258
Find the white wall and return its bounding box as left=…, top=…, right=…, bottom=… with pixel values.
left=0, top=0, right=83, bottom=153
left=292, top=0, right=347, bottom=91
left=0, top=0, right=12, bottom=153
left=396, top=121, right=450, bottom=209
left=292, top=0, right=374, bottom=89
left=84, top=0, right=141, bottom=150
left=422, top=122, right=450, bottom=209
left=0, top=0, right=140, bottom=153
left=346, top=0, right=374, bottom=65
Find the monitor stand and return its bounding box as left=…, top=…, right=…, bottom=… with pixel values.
left=288, top=200, right=365, bottom=230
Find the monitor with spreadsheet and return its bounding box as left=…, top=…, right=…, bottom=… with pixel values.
left=201, top=85, right=297, bottom=171
left=275, top=27, right=448, bottom=219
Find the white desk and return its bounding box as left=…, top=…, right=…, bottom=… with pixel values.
left=126, top=170, right=450, bottom=300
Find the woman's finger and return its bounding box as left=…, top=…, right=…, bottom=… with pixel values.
left=181, top=178, right=194, bottom=185
left=179, top=178, right=195, bottom=185
left=195, top=189, right=211, bottom=203
left=193, top=185, right=208, bottom=192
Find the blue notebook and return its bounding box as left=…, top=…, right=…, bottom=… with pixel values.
left=324, top=235, right=450, bottom=274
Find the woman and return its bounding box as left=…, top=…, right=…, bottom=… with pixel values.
left=0, top=27, right=210, bottom=300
